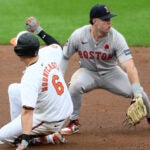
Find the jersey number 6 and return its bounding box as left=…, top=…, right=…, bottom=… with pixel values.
left=52, top=75, right=64, bottom=95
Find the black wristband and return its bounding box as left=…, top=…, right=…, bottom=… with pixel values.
left=22, top=134, right=30, bottom=142
left=38, top=30, right=61, bottom=46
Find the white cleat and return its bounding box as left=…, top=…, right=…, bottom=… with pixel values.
left=60, top=119, right=80, bottom=135
left=0, top=141, right=4, bottom=144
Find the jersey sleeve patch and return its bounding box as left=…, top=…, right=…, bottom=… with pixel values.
left=123, top=49, right=131, bottom=55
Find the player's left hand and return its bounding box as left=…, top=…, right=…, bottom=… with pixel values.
left=25, top=16, right=42, bottom=34
left=124, top=96, right=147, bottom=127
left=16, top=134, right=30, bottom=150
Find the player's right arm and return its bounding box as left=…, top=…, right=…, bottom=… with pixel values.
left=25, top=16, right=61, bottom=46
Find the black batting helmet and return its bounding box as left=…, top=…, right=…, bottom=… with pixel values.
left=11, top=31, right=40, bottom=57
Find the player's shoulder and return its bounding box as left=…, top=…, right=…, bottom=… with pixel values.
left=39, top=44, right=62, bottom=51
left=69, top=25, right=91, bottom=41
left=38, top=44, right=62, bottom=65
left=110, top=27, right=125, bottom=38
left=38, top=44, right=62, bottom=55
left=110, top=27, right=119, bottom=34
left=71, top=25, right=91, bottom=36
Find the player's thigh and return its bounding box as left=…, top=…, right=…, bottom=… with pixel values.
left=32, top=119, right=65, bottom=135
left=103, top=67, right=133, bottom=97
left=69, top=68, right=98, bottom=93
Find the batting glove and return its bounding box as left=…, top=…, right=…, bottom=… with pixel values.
left=25, top=16, right=42, bottom=34
left=16, top=134, right=30, bottom=150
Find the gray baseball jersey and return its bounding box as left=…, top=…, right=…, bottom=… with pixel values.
left=61, top=25, right=150, bottom=120
left=63, top=25, right=132, bottom=75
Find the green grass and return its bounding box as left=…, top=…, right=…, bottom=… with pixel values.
left=0, top=0, right=149, bottom=46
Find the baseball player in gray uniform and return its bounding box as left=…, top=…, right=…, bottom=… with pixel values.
left=25, top=4, right=150, bottom=136
left=0, top=31, right=73, bottom=149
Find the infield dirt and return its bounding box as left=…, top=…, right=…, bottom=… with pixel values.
left=0, top=46, right=150, bottom=150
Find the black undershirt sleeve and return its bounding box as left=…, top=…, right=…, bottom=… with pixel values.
left=38, top=30, right=61, bottom=46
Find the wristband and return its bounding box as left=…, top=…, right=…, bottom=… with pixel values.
left=22, top=134, right=30, bottom=142
left=16, top=134, right=30, bottom=150
left=34, top=26, right=43, bottom=34
left=131, top=83, right=143, bottom=97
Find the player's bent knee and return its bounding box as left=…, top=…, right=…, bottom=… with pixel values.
left=69, top=82, right=86, bottom=95
left=8, top=83, right=20, bottom=95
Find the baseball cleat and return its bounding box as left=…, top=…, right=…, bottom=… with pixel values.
left=52, top=132, right=66, bottom=144
left=60, top=119, right=80, bottom=135
left=0, top=141, right=4, bottom=144
left=29, top=132, right=66, bottom=145
left=147, top=118, right=150, bottom=124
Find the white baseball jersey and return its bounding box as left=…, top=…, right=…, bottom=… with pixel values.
left=0, top=44, right=73, bottom=144
left=63, top=25, right=132, bottom=75
left=21, top=44, right=73, bottom=122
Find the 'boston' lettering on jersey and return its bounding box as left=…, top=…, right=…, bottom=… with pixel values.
left=42, top=62, right=59, bottom=92
left=78, top=50, right=113, bottom=60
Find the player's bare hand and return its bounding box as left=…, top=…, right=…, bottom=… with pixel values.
left=25, top=16, right=42, bottom=34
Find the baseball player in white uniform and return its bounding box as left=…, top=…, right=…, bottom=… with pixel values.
left=25, top=4, right=150, bottom=136
left=0, top=31, right=73, bottom=149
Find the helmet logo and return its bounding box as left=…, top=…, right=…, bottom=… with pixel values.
left=104, top=6, right=110, bottom=13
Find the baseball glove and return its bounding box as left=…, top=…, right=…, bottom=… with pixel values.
left=125, top=97, right=147, bottom=126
